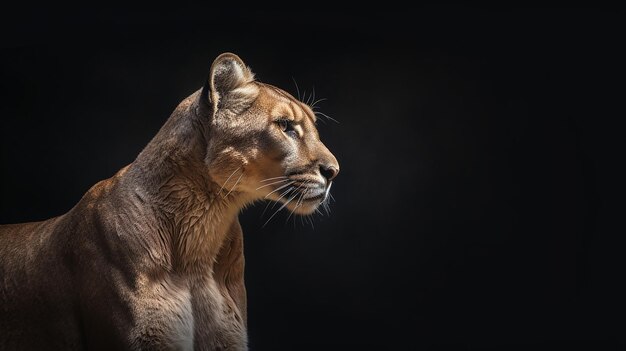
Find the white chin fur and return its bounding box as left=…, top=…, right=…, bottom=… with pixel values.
left=285, top=200, right=319, bottom=215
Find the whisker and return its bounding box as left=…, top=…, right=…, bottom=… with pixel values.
left=264, top=181, right=296, bottom=199
left=310, top=98, right=327, bottom=108
left=273, top=180, right=306, bottom=212
left=307, top=215, right=315, bottom=229
left=259, top=176, right=288, bottom=183
left=284, top=181, right=310, bottom=224
left=323, top=182, right=333, bottom=203
left=298, top=186, right=310, bottom=208
left=263, top=193, right=299, bottom=228
left=284, top=195, right=300, bottom=224
left=260, top=200, right=273, bottom=219
left=323, top=188, right=332, bottom=214
left=314, top=111, right=339, bottom=124
left=255, top=179, right=289, bottom=190
left=218, top=166, right=241, bottom=195
left=292, top=77, right=301, bottom=101
left=267, top=187, right=292, bottom=212
left=323, top=202, right=331, bottom=216
left=223, top=171, right=244, bottom=198
left=304, top=87, right=313, bottom=106
left=261, top=186, right=293, bottom=218
left=291, top=192, right=303, bottom=227
left=274, top=186, right=296, bottom=205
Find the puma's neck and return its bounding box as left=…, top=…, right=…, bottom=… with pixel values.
left=120, top=90, right=247, bottom=274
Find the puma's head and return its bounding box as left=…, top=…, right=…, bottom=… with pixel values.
left=200, top=53, right=339, bottom=215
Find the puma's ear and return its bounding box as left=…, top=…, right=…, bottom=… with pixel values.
left=208, top=53, right=257, bottom=111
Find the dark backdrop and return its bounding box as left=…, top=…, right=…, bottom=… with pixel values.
left=1, top=7, right=623, bottom=350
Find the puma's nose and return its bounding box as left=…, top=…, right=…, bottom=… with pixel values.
left=319, top=164, right=339, bottom=182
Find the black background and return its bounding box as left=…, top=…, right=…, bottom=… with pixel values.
left=1, top=6, right=623, bottom=350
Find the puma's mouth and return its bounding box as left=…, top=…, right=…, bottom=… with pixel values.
left=259, top=176, right=332, bottom=217
left=300, top=182, right=332, bottom=203
left=284, top=183, right=328, bottom=214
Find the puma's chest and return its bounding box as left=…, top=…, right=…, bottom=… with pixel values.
left=128, top=275, right=247, bottom=350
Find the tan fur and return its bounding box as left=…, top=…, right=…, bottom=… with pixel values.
left=0, top=53, right=338, bottom=350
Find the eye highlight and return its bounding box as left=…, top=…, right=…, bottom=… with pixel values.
left=275, top=118, right=297, bottom=137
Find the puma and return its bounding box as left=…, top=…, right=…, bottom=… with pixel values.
left=0, top=53, right=339, bottom=350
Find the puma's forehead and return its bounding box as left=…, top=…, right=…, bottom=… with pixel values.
left=254, top=82, right=317, bottom=124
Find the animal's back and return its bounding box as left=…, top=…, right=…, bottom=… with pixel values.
left=0, top=217, right=84, bottom=350
left=0, top=218, right=65, bottom=296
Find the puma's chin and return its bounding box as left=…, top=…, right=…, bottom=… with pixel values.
left=285, top=198, right=321, bottom=215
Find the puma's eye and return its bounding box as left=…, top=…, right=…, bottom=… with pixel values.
left=276, top=118, right=297, bottom=136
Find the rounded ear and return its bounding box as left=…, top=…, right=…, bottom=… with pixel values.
left=207, top=53, right=256, bottom=111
